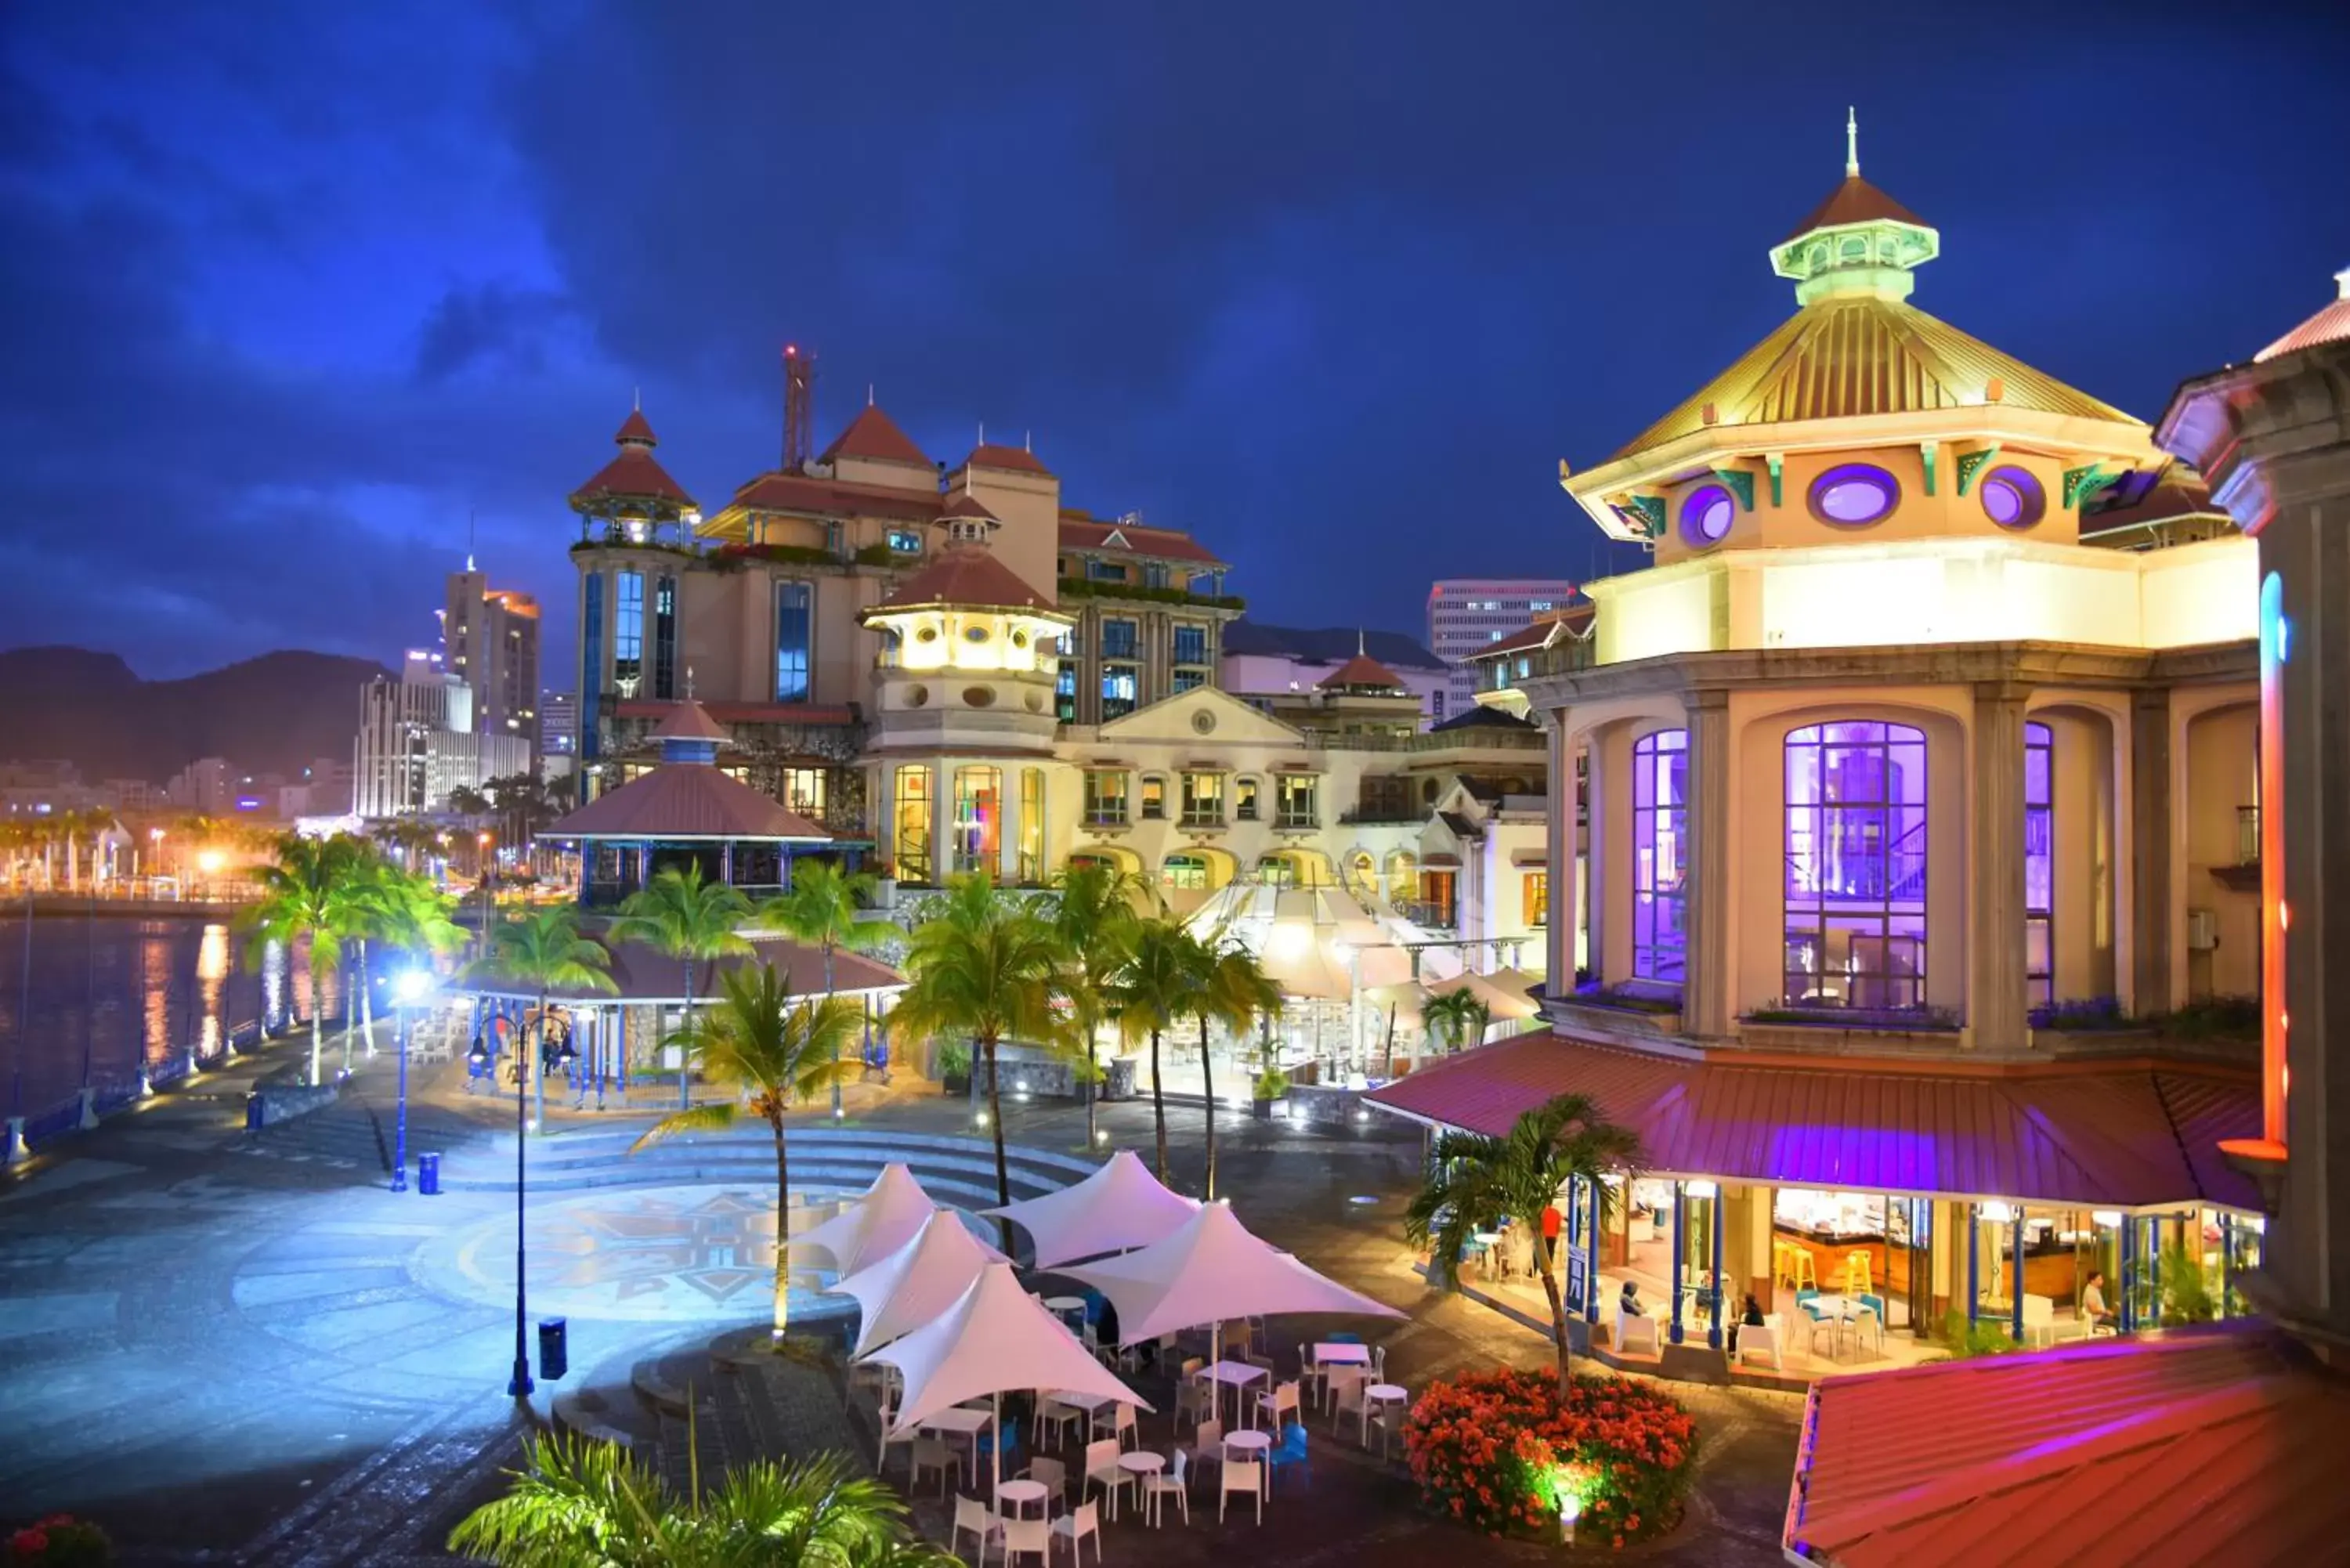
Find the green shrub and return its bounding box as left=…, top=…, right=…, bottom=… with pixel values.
left=1936, top=1309, right=2031, bottom=1358
left=935, top=1040, right=972, bottom=1080
left=2160, top=1242, right=2218, bottom=1326
left=1252, top=1068, right=1290, bottom=1100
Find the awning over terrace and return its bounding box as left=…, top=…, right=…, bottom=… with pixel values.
left=1365, top=1031, right=2260, bottom=1211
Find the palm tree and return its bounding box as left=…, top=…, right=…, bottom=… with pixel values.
left=1423, top=987, right=1491, bottom=1057
left=1047, top=862, right=1147, bottom=1150
left=1106, top=914, right=1205, bottom=1183
left=373, top=867, right=467, bottom=971
left=610, top=862, right=754, bottom=1108
left=760, top=860, right=890, bottom=1116
left=630, top=964, right=862, bottom=1341
left=327, top=851, right=398, bottom=1070
left=1193, top=938, right=1282, bottom=1200
left=449, top=1432, right=952, bottom=1566
left=240, top=834, right=365, bottom=1085
left=890, top=873, right=1066, bottom=1221
left=1405, top=1093, right=1642, bottom=1395
left=463, top=906, right=617, bottom=1130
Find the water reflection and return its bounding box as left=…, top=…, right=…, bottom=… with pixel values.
left=198, top=923, right=228, bottom=1060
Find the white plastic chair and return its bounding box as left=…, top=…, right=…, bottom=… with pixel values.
left=1049, top=1501, right=1100, bottom=1566
left=1175, top=1375, right=1213, bottom=1433
left=951, top=1495, right=999, bottom=1563
left=1083, top=1438, right=1133, bottom=1520
left=1144, top=1447, right=1190, bottom=1525
left=1037, top=1398, right=1083, bottom=1451
left=1220, top=1458, right=1264, bottom=1523
left=1187, top=1420, right=1224, bottom=1487
left=1615, top=1307, right=1661, bottom=1357
left=1734, top=1318, right=1784, bottom=1371
left=1002, top=1517, right=1050, bottom=1568
left=1021, top=1455, right=1068, bottom=1508
left=1108, top=1401, right=1139, bottom=1450
left=1330, top=1378, right=1372, bottom=1444
left=913, top=1439, right=957, bottom=1498
left=1253, top=1379, right=1300, bottom=1430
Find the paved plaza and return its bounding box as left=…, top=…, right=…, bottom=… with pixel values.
left=0, top=1031, right=1799, bottom=1564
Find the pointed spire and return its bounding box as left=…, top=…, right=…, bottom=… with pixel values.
left=1024, top=429, right=1033, bottom=453
left=1358, top=627, right=1366, bottom=656
left=978, top=420, right=986, bottom=447
left=867, top=382, right=876, bottom=407
left=1846, top=107, right=1859, bottom=178
left=633, top=385, right=642, bottom=411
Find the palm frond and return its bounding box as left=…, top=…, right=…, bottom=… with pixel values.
left=628, top=1102, right=741, bottom=1154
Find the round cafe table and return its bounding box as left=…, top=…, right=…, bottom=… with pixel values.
left=996, top=1479, right=1047, bottom=1518
left=1223, top=1429, right=1271, bottom=1496
left=1365, top=1383, right=1408, bottom=1456
left=1044, top=1295, right=1087, bottom=1319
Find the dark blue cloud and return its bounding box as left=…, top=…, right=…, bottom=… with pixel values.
left=0, top=0, right=2344, bottom=678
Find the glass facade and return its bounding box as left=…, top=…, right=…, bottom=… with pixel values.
left=952, top=766, right=1001, bottom=876
left=1276, top=774, right=1318, bottom=828
left=653, top=575, right=678, bottom=699
left=1100, top=619, right=1138, bottom=658
left=1784, top=721, right=1928, bottom=1008
left=1101, top=664, right=1138, bottom=719
left=1083, top=771, right=1128, bottom=826
left=1634, top=729, right=1689, bottom=982
left=1018, top=768, right=1046, bottom=883
left=613, top=569, right=645, bottom=692
left=1055, top=658, right=1078, bottom=722
left=1173, top=624, right=1206, bottom=665
left=894, top=766, right=933, bottom=883
left=580, top=572, right=604, bottom=761
left=2026, top=721, right=2054, bottom=1008
left=774, top=582, right=812, bottom=702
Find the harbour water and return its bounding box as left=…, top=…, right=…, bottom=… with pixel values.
left=0, top=910, right=342, bottom=1131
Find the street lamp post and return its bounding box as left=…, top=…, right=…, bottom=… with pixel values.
left=391, top=969, right=431, bottom=1192
left=500, top=1008, right=533, bottom=1400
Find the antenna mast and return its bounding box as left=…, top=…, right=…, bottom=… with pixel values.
left=783, top=343, right=815, bottom=470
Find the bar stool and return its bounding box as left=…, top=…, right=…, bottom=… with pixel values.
left=1784, top=1245, right=1817, bottom=1292
left=1842, top=1251, right=1872, bottom=1296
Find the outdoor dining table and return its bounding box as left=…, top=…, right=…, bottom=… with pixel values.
left=1044, top=1295, right=1088, bottom=1322
left=1047, top=1386, right=1123, bottom=1442
left=995, top=1479, right=1048, bottom=1518
left=1804, top=1293, right=1874, bottom=1359
left=1308, top=1342, right=1372, bottom=1409
left=918, top=1404, right=994, bottom=1484
left=1364, top=1383, right=1409, bottom=1457
left=1223, top=1428, right=1272, bottom=1497
left=1117, top=1451, right=1165, bottom=1522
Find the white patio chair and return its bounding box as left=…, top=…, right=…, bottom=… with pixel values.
left=951, top=1495, right=998, bottom=1563
left=1329, top=1377, right=1372, bottom=1444
left=1734, top=1317, right=1784, bottom=1371
left=1021, top=1455, right=1068, bottom=1508
left=1037, top=1398, right=1083, bottom=1451
left=1144, top=1447, right=1190, bottom=1526
left=1048, top=1501, right=1101, bottom=1566
left=1615, top=1306, right=1661, bottom=1357
left=1082, top=1438, right=1133, bottom=1520
left=1002, top=1517, right=1050, bottom=1568
left=1323, top=1365, right=1367, bottom=1425
left=1220, top=1458, right=1264, bottom=1523
left=1107, top=1401, right=1139, bottom=1450
left=1187, top=1420, right=1224, bottom=1487
left=1253, top=1379, right=1300, bottom=1429
left=913, top=1439, right=958, bottom=1499
left=1175, top=1376, right=1213, bottom=1433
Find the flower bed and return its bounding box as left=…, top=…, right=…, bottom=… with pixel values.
left=8, top=1514, right=110, bottom=1566
left=1403, top=1367, right=1696, bottom=1548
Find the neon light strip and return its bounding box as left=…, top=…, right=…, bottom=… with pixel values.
left=2258, top=571, right=2288, bottom=1146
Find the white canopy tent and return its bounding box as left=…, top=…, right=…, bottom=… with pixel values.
left=866, top=1262, right=1151, bottom=1498
left=1426, top=969, right=1542, bottom=1024
left=1064, top=1199, right=1404, bottom=1374
left=830, top=1211, right=1008, bottom=1357
left=979, top=1149, right=1201, bottom=1270
left=789, top=1162, right=939, bottom=1277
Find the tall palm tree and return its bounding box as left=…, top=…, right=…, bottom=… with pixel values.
left=890, top=873, right=1066, bottom=1221
left=373, top=867, right=467, bottom=972
left=464, top=906, right=617, bottom=1130
left=610, top=862, right=754, bottom=1108
left=630, top=964, right=862, bottom=1342
left=760, top=860, right=890, bottom=1116
left=240, top=834, right=365, bottom=1085
left=1047, top=862, right=1147, bottom=1150
left=1106, top=914, right=1205, bottom=1183
left=1405, top=1093, right=1642, bottom=1395
left=1193, top=938, right=1282, bottom=1200
left=449, top=1433, right=951, bottom=1567
left=1423, top=987, right=1492, bottom=1057
left=327, top=851, right=398, bottom=1069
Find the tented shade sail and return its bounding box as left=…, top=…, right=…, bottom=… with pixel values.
left=788, top=1163, right=938, bottom=1276
left=1426, top=970, right=1542, bottom=1022
left=1064, top=1200, right=1405, bottom=1345
left=828, top=1210, right=1008, bottom=1357
left=980, top=1149, right=1200, bottom=1270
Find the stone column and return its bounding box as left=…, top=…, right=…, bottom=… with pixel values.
left=1970, top=681, right=2030, bottom=1053
left=1545, top=714, right=1573, bottom=993
left=2127, top=688, right=2173, bottom=1017
left=1582, top=721, right=1618, bottom=987
left=1683, top=691, right=1734, bottom=1039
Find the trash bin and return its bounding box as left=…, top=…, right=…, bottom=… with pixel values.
left=418, top=1151, right=442, bottom=1195
left=244, top=1094, right=264, bottom=1131
left=538, top=1317, right=569, bottom=1381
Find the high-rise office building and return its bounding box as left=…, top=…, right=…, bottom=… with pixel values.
left=443, top=567, right=541, bottom=764
left=1426, top=578, right=1578, bottom=714
left=352, top=650, right=532, bottom=818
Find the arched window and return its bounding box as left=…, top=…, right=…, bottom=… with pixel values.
left=1633, top=729, right=1688, bottom=981
left=1784, top=721, right=1928, bottom=1009
left=2025, top=722, right=2053, bottom=1008
left=1162, top=852, right=1210, bottom=891
left=1344, top=851, right=1376, bottom=899
left=1385, top=851, right=1419, bottom=908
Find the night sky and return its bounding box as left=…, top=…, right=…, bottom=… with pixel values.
left=3, top=1, right=2343, bottom=681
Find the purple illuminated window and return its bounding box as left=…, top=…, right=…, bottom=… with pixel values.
left=1784, top=721, right=1927, bottom=1008
left=2025, top=721, right=2052, bottom=1007
left=1679, top=484, right=1734, bottom=547
left=1981, top=466, right=2046, bottom=529
left=1632, top=729, right=1687, bottom=982
left=1807, top=464, right=1900, bottom=526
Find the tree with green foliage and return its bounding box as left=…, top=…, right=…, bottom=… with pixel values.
left=1405, top=1093, right=1642, bottom=1395
left=1191, top=937, right=1282, bottom=1199
left=1106, top=914, right=1205, bottom=1184
left=760, top=860, right=891, bottom=1115
left=611, top=862, right=754, bottom=1108
left=891, top=873, right=1067, bottom=1220
left=463, top=906, right=616, bottom=1129
left=449, top=1431, right=955, bottom=1567
left=630, top=964, right=862, bottom=1341
left=1422, top=987, right=1492, bottom=1056
left=240, top=833, right=367, bottom=1085
left=1048, top=861, right=1148, bottom=1149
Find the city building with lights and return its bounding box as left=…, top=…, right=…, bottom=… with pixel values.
left=1369, top=126, right=2269, bottom=1384
left=443, top=566, right=541, bottom=765
left=1427, top=577, right=1580, bottom=717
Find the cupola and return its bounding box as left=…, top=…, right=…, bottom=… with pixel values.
left=1769, top=110, right=1940, bottom=305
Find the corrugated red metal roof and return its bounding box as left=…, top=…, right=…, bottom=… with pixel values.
left=570, top=446, right=698, bottom=511
left=1365, top=1031, right=2258, bottom=1209
left=1057, top=518, right=1224, bottom=566
left=819, top=405, right=931, bottom=467
left=960, top=442, right=1052, bottom=476
left=1787, top=1324, right=2350, bottom=1568
left=2254, top=272, right=2350, bottom=363
left=463, top=934, right=901, bottom=1003
left=649, top=700, right=730, bottom=743
left=939, top=490, right=1000, bottom=525
left=876, top=541, right=1054, bottom=612
left=723, top=472, right=941, bottom=523
left=1316, top=653, right=1408, bottom=691
left=547, top=764, right=830, bottom=842
left=615, top=407, right=658, bottom=445
left=1781, top=174, right=1929, bottom=244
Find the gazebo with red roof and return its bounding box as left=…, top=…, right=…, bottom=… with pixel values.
left=569, top=400, right=702, bottom=546
left=544, top=699, right=842, bottom=908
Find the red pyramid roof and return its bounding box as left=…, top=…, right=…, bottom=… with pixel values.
left=570, top=446, right=697, bottom=511
left=651, top=700, right=729, bottom=743
left=1318, top=652, right=1407, bottom=691
left=959, top=443, right=1053, bottom=477
left=1781, top=174, right=1929, bottom=244
left=546, top=764, right=830, bottom=843
left=615, top=407, right=657, bottom=445
left=939, top=490, right=1000, bottom=525
left=820, top=405, right=931, bottom=467
left=2255, top=270, right=2350, bottom=363
left=877, top=542, right=1053, bottom=611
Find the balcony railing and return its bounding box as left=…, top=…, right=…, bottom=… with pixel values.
left=1083, top=811, right=1129, bottom=830
left=1274, top=812, right=1319, bottom=831
left=1179, top=811, right=1224, bottom=830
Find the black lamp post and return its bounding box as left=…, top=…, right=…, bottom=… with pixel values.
left=390, top=969, right=431, bottom=1192
left=500, top=1009, right=533, bottom=1400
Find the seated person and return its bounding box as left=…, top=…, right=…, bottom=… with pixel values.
left=1618, top=1278, right=1645, bottom=1319
left=1730, top=1292, right=1766, bottom=1353
left=2080, top=1270, right=2114, bottom=1333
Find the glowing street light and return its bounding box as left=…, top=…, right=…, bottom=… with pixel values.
left=389, top=969, right=434, bottom=1194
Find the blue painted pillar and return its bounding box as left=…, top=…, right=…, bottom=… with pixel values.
left=2010, top=1209, right=2026, bottom=1344
left=2119, top=1216, right=2137, bottom=1333
left=1669, top=1182, right=1687, bottom=1346
left=1966, top=1205, right=1980, bottom=1327
left=1708, top=1189, right=1725, bottom=1351
left=1584, top=1177, right=1603, bottom=1322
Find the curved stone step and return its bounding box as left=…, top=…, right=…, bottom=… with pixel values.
left=436, top=1128, right=1097, bottom=1204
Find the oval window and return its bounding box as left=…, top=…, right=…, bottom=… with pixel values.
left=1808, top=464, right=1900, bottom=526
left=1679, top=482, right=1735, bottom=547
left=964, top=625, right=990, bottom=643
left=1010, top=630, right=1029, bottom=649
left=904, top=685, right=929, bottom=708
left=963, top=686, right=996, bottom=708
left=1980, top=466, right=2046, bottom=530
left=915, top=625, right=940, bottom=643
